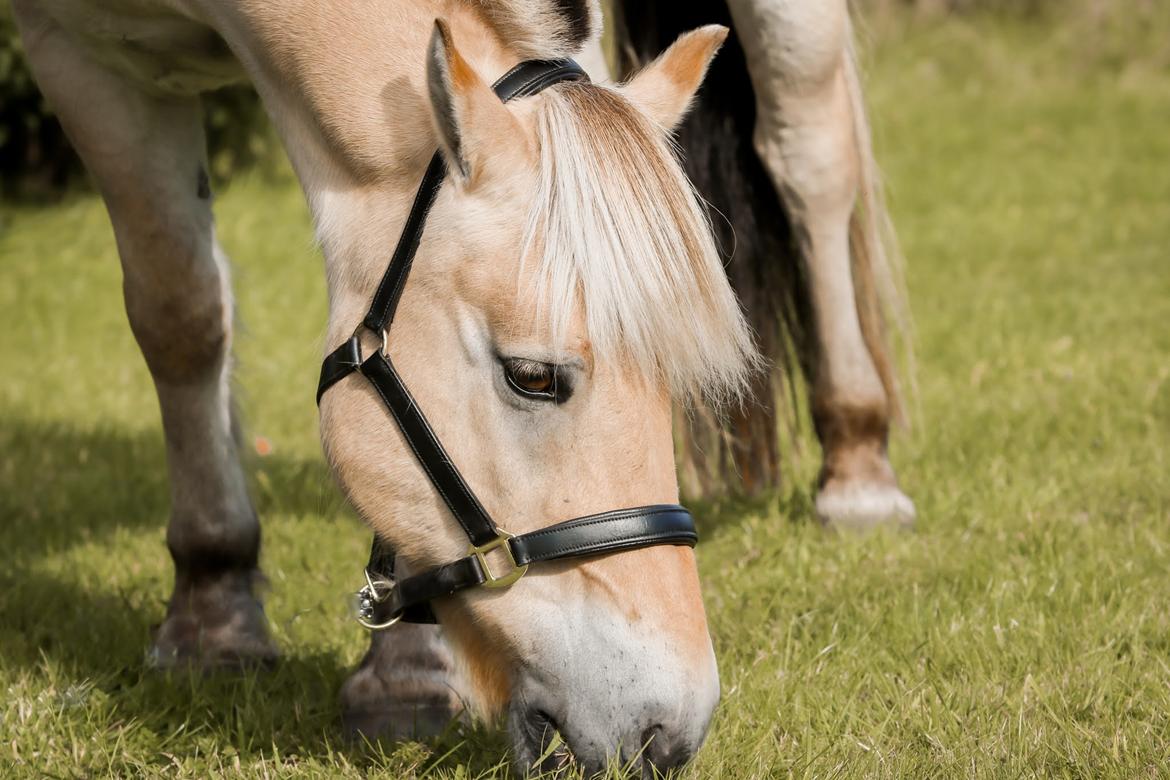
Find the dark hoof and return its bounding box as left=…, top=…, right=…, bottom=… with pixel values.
left=342, top=699, right=463, bottom=742
left=340, top=623, right=465, bottom=742
left=148, top=622, right=279, bottom=670
left=340, top=657, right=464, bottom=741
left=149, top=568, right=279, bottom=669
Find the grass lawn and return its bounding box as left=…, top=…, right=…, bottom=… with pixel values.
left=2, top=14, right=1169, bottom=779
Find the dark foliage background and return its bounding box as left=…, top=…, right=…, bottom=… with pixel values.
left=0, top=6, right=280, bottom=201
left=2, top=0, right=1165, bottom=200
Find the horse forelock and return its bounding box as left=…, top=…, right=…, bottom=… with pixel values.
left=521, top=82, right=760, bottom=406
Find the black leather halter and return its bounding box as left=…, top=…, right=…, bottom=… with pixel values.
left=316, top=59, right=698, bottom=629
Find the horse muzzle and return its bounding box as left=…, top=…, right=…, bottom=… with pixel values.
left=506, top=637, right=720, bottom=777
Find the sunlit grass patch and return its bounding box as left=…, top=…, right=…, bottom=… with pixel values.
left=2, top=14, right=1169, bottom=779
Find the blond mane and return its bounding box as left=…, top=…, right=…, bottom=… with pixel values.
left=523, top=81, right=759, bottom=405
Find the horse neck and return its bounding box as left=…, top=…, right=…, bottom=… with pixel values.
left=205, top=1, right=523, bottom=330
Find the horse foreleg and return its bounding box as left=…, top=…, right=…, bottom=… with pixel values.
left=14, top=2, right=276, bottom=664
left=727, top=0, right=914, bottom=528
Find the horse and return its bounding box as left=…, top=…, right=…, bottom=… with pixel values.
left=11, top=0, right=911, bottom=774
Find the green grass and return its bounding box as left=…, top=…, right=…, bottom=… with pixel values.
left=3, top=17, right=1169, bottom=779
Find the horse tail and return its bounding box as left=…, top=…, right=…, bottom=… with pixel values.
left=843, top=20, right=913, bottom=425
left=611, top=2, right=911, bottom=495
left=611, top=0, right=803, bottom=495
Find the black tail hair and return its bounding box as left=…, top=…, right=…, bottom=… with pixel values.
left=612, top=0, right=811, bottom=496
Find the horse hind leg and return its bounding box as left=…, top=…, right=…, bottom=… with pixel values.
left=727, top=0, right=915, bottom=528
left=14, top=2, right=276, bottom=664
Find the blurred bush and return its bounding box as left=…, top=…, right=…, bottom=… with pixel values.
left=0, top=6, right=283, bottom=201
left=0, top=7, right=76, bottom=199
left=872, top=0, right=1051, bottom=15
left=3, top=1, right=1166, bottom=200
left=861, top=0, right=1170, bottom=73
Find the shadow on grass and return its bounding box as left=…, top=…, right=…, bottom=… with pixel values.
left=0, top=544, right=512, bottom=775
left=0, top=418, right=345, bottom=561
left=0, top=416, right=814, bottom=775
left=686, top=482, right=819, bottom=544
left=0, top=418, right=517, bottom=773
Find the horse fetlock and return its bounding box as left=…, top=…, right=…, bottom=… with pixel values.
left=150, top=566, right=278, bottom=668
left=816, top=438, right=914, bottom=530
left=166, top=508, right=260, bottom=575
left=340, top=624, right=465, bottom=741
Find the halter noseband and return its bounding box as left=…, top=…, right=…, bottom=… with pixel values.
left=316, top=59, right=698, bottom=629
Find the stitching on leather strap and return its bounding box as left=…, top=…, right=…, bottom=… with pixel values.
left=534, top=533, right=697, bottom=559
left=365, top=154, right=445, bottom=330
left=517, top=507, right=679, bottom=541
left=510, top=68, right=586, bottom=100
left=491, top=62, right=532, bottom=93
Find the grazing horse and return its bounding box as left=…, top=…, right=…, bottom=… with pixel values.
left=12, top=0, right=911, bottom=773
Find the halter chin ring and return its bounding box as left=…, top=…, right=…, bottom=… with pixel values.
left=470, top=531, right=529, bottom=589
left=354, top=569, right=402, bottom=630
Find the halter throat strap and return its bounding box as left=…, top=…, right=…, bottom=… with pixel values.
left=316, top=59, right=699, bottom=628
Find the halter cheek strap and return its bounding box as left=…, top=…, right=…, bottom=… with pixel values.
left=317, top=59, right=699, bottom=629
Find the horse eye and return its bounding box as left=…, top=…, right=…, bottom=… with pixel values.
left=503, top=358, right=569, bottom=403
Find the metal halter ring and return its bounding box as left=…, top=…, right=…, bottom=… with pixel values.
left=354, top=568, right=402, bottom=630
left=348, top=324, right=389, bottom=363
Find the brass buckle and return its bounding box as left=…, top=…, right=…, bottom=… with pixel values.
left=469, top=531, right=528, bottom=589
left=353, top=569, right=402, bottom=630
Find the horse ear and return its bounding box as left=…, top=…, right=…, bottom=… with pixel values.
left=426, top=19, right=522, bottom=185
left=622, top=25, right=728, bottom=132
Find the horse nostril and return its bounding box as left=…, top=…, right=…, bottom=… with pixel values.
left=641, top=724, right=693, bottom=775
left=519, top=708, right=572, bottom=774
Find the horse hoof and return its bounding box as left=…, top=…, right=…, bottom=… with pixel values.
left=148, top=625, right=279, bottom=670
left=342, top=698, right=463, bottom=742
left=340, top=622, right=466, bottom=742
left=149, top=568, right=279, bottom=669
left=340, top=662, right=464, bottom=741
left=816, top=479, right=916, bottom=531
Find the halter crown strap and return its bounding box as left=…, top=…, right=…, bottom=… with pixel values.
left=317, top=58, right=700, bottom=628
